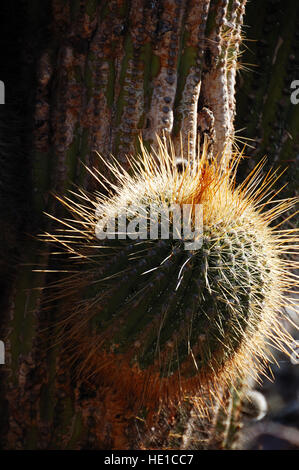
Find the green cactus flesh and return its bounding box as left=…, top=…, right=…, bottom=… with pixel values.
left=77, top=218, right=270, bottom=377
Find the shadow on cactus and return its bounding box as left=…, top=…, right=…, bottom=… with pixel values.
left=42, top=136, right=298, bottom=416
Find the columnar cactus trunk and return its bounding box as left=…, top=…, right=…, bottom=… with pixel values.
left=0, top=0, right=297, bottom=450
left=236, top=0, right=299, bottom=190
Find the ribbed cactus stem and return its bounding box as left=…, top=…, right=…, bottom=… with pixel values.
left=45, top=138, right=296, bottom=427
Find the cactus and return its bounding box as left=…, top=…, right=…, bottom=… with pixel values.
left=0, top=0, right=298, bottom=450
left=45, top=137, right=297, bottom=422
